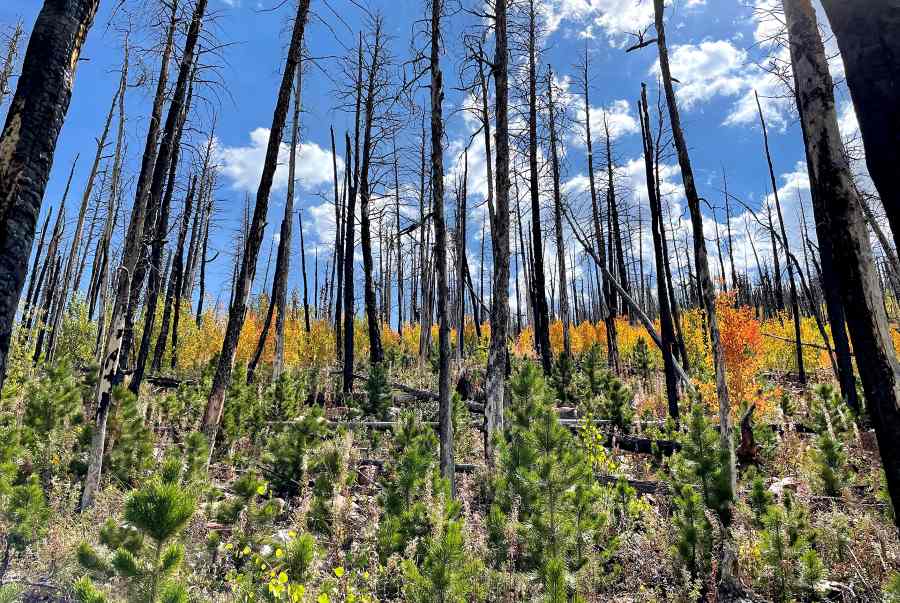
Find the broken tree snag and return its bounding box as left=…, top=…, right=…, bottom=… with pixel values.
left=736, top=404, right=761, bottom=466
left=0, top=0, right=101, bottom=391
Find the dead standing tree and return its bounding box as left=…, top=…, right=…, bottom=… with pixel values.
left=0, top=0, right=101, bottom=391
left=81, top=0, right=207, bottom=512
left=546, top=67, right=571, bottom=358
left=428, top=0, right=455, bottom=492
left=358, top=20, right=390, bottom=367
left=639, top=83, right=679, bottom=420
left=201, top=0, right=310, bottom=458
left=819, top=1, right=900, bottom=256
left=44, top=49, right=126, bottom=362
left=523, top=0, right=552, bottom=374
left=784, top=0, right=900, bottom=536
left=756, top=91, right=805, bottom=385
left=643, top=1, right=739, bottom=593
left=247, top=65, right=303, bottom=385
left=577, top=47, right=619, bottom=372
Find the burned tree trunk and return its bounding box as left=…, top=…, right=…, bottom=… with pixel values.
left=785, top=0, right=900, bottom=533
left=31, top=157, right=74, bottom=350
left=332, top=126, right=344, bottom=359
left=653, top=0, right=734, bottom=497
left=581, top=53, right=619, bottom=372
left=152, top=175, right=196, bottom=373
left=0, top=0, right=100, bottom=390
left=526, top=0, right=552, bottom=374
left=131, top=55, right=198, bottom=394
left=430, top=0, right=454, bottom=492
left=359, top=22, right=385, bottom=366
left=820, top=0, right=900, bottom=255
left=247, top=67, right=302, bottom=384
left=23, top=206, right=53, bottom=326
left=46, top=58, right=123, bottom=361
left=81, top=0, right=202, bottom=512
left=201, top=0, right=309, bottom=456
left=547, top=67, right=571, bottom=358
left=640, top=83, right=679, bottom=420
left=485, top=0, right=511, bottom=460
left=757, top=91, right=805, bottom=385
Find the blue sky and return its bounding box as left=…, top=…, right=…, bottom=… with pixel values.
left=0, top=0, right=866, bottom=313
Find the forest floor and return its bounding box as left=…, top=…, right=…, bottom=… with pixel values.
left=1, top=345, right=899, bottom=602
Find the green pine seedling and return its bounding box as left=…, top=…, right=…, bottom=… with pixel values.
left=671, top=484, right=712, bottom=578
left=1, top=475, right=50, bottom=579
left=77, top=478, right=195, bottom=602
left=812, top=431, right=849, bottom=497
left=364, top=362, right=393, bottom=419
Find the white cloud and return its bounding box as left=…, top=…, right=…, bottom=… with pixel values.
left=217, top=127, right=344, bottom=193
left=573, top=99, right=639, bottom=146
left=542, top=0, right=657, bottom=44
left=645, top=37, right=792, bottom=129
left=654, top=40, right=749, bottom=109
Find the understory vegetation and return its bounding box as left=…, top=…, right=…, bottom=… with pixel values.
left=0, top=313, right=897, bottom=602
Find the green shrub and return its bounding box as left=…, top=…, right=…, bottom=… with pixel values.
left=759, top=493, right=820, bottom=602
left=494, top=362, right=609, bottom=600
left=630, top=336, right=653, bottom=383
left=106, top=386, right=154, bottom=487
left=377, top=412, right=439, bottom=562
left=674, top=402, right=733, bottom=525
left=551, top=352, right=577, bottom=406
left=748, top=471, right=772, bottom=527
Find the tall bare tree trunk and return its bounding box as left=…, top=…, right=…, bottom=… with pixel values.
left=201, top=0, right=308, bottom=456
left=580, top=53, right=619, bottom=372
left=640, top=83, right=679, bottom=420
left=247, top=68, right=302, bottom=384
left=820, top=0, right=900, bottom=255
left=131, top=55, right=198, bottom=394
left=23, top=206, right=53, bottom=326
left=80, top=0, right=202, bottom=512
left=546, top=67, right=570, bottom=358
left=118, top=2, right=181, bottom=377
left=756, top=91, right=805, bottom=384
left=332, top=126, right=344, bottom=359
left=152, top=175, right=196, bottom=373
left=32, top=157, right=75, bottom=356
left=359, top=23, right=384, bottom=366
left=785, top=0, right=900, bottom=535
left=652, top=14, right=737, bottom=591
left=0, top=0, right=100, bottom=390
left=485, top=0, right=510, bottom=462
left=272, top=68, right=302, bottom=379
left=429, top=0, right=454, bottom=492
left=343, top=34, right=364, bottom=393
left=525, top=0, right=552, bottom=374
left=456, top=150, right=467, bottom=360
left=46, top=59, right=123, bottom=361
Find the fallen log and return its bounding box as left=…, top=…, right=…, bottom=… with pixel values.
left=358, top=458, right=476, bottom=473
left=595, top=474, right=669, bottom=496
